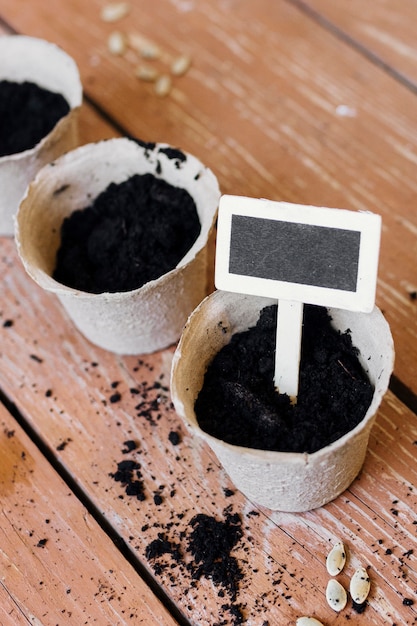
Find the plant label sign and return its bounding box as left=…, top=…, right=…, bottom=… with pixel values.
left=215, top=195, right=381, bottom=399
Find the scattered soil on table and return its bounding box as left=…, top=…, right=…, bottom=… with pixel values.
left=0, top=80, right=70, bottom=157
left=145, top=506, right=245, bottom=625
left=186, top=509, right=244, bottom=601
left=110, top=457, right=146, bottom=501
left=107, top=373, right=247, bottom=624
left=195, top=304, right=374, bottom=454
left=53, top=172, right=201, bottom=293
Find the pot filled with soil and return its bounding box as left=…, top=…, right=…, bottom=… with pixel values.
left=171, top=290, right=394, bottom=512
left=15, top=137, right=220, bottom=354
left=0, top=35, right=82, bottom=236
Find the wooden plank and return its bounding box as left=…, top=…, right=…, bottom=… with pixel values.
left=0, top=402, right=179, bottom=626
left=1, top=2, right=417, bottom=620
left=2, top=0, right=417, bottom=395
left=0, top=238, right=416, bottom=624
left=293, top=0, right=417, bottom=85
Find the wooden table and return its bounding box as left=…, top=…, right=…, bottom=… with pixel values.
left=1, top=1, right=417, bottom=624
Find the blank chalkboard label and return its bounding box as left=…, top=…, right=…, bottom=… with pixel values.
left=230, top=216, right=361, bottom=291
left=215, top=196, right=381, bottom=312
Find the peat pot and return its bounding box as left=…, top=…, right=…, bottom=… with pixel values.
left=15, top=138, right=220, bottom=354
left=171, top=290, right=394, bottom=512
left=0, top=35, right=82, bottom=235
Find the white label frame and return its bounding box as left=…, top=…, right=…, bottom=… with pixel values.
left=215, top=195, right=381, bottom=313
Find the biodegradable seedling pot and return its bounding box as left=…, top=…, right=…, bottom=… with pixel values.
left=0, top=35, right=82, bottom=236
left=15, top=138, right=220, bottom=354
left=171, top=290, right=394, bottom=512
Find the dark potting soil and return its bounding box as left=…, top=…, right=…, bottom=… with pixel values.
left=195, top=304, right=374, bottom=454
left=145, top=507, right=245, bottom=624
left=53, top=172, right=201, bottom=293
left=0, top=80, right=70, bottom=157
left=186, top=510, right=244, bottom=603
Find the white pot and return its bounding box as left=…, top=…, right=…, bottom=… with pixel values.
left=15, top=138, right=220, bottom=354
left=0, top=35, right=82, bottom=236
left=171, top=290, right=394, bottom=512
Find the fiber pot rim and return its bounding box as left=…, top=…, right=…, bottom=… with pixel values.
left=15, top=137, right=221, bottom=300
left=171, top=289, right=395, bottom=465
left=0, top=34, right=82, bottom=163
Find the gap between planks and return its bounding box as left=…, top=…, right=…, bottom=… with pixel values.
left=286, top=0, right=417, bottom=97
left=0, top=387, right=192, bottom=626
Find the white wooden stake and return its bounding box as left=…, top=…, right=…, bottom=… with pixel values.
left=274, top=299, right=304, bottom=401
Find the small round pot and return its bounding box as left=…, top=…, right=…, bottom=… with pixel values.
left=0, top=35, right=82, bottom=236
left=15, top=138, right=220, bottom=354
left=171, top=290, right=394, bottom=512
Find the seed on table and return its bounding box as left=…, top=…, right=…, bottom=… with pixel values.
left=350, top=567, right=371, bottom=604
left=127, top=33, right=162, bottom=60
left=107, top=31, right=127, bottom=55
left=296, top=617, right=324, bottom=626
left=171, top=54, right=192, bottom=76
left=135, top=65, right=159, bottom=82
left=326, top=578, right=347, bottom=612
left=154, top=74, right=172, bottom=97
left=326, top=540, right=346, bottom=576
left=140, top=43, right=161, bottom=60
left=100, top=2, right=130, bottom=22
left=127, top=32, right=143, bottom=51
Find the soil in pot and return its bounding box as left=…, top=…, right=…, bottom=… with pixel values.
left=53, top=170, right=201, bottom=294
left=195, top=304, right=374, bottom=454
left=0, top=80, right=70, bottom=157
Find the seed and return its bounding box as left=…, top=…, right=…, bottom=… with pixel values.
left=100, top=2, right=130, bottom=22
left=296, top=618, right=324, bottom=626
left=127, top=32, right=143, bottom=51
left=154, top=74, right=172, bottom=97
left=171, top=54, right=191, bottom=76
left=107, top=31, right=127, bottom=55
left=350, top=567, right=371, bottom=604
left=140, top=43, right=161, bottom=60
left=326, top=579, right=347, bottom=612
left=136, top=65, right=159, bottom=82
left=126, top=33, right=161, bottom=59
left=326, top=540, right=346, bottom=576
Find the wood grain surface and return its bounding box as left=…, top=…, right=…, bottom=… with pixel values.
left=0, top=400, right=179, bottom=626
left=299, top=0, right=417, bottom=86
left=1, top=234, right=416, bottom=624
left=0, top=1, right=417, bottom=624
left=3, top=0, right=417, bottom=392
